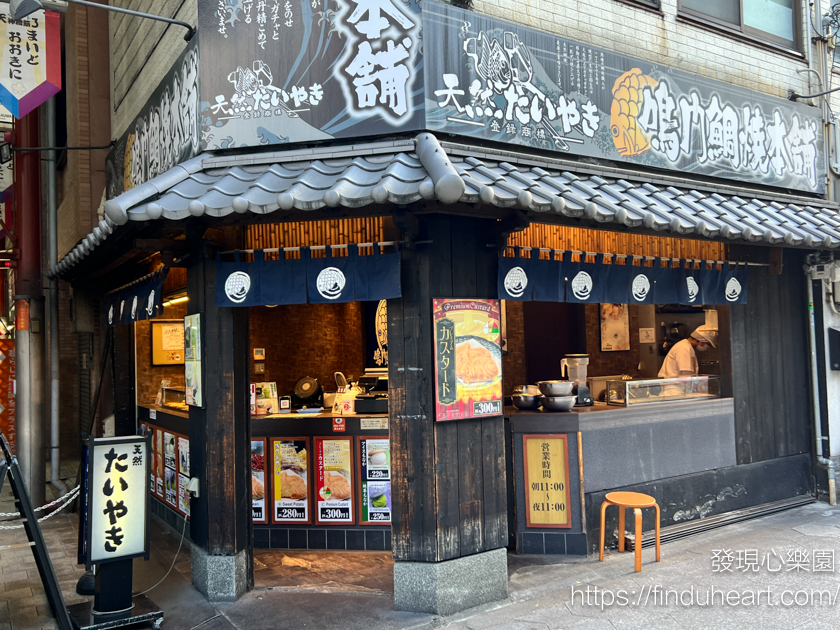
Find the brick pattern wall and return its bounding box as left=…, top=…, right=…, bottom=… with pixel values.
left=135, top=302, right=189, bottom=406
left=584, top=304, right=642, bottom=378
left=249, top=304, right=366, bottom=397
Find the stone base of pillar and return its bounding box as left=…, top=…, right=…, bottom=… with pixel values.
left=190, top=546, right=248, bottom=602
left=393, top=548, right=508, bottom=615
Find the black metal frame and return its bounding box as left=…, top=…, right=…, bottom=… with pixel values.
left=677, top=0, right=801, bottom=51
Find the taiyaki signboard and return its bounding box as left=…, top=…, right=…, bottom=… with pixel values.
left=423, top=1, right=824, bottom=194
left=433, top=298, right=503, bottom=422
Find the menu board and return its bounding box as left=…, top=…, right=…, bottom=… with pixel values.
left=523, top=435, right=572, bottom=528
left=433, top=299, right=503, bottom=422
left=153, top=428, right=164, bottom=498
left=163, top=431, right=178, bottom=508
left=251, top=439, right=268, bottom=523
left=178, top=473, right=191, bottom=517
left=314, top=437, right=354, bottom=525
left=177, top=437, right=190, bottom=476
left=358, top=437, right=391, bottom=525
left=271, top=438, right=310, bottom=524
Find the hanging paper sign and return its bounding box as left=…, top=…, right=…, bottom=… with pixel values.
left=433, top=298, right=503, bottom=422
left=250, top=439, right=267, bottom=523
left=86, top=435, right=150, bottom=567
left=0, top=9, right=60, bottom=119
left=153, top=428, right=164, bottom=498
left=314, top=437, right=354, bottom=524
left=307, top=248, right=356, bottom=304
left=565, top=254, right=606, bottom=304
left=358, top=437, right=391, bottom=525
left=272, top=438, right=310, bottom=524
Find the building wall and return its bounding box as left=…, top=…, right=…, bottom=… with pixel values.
left=110, top=0, right=197, bottom=139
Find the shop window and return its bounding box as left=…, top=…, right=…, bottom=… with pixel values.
left=678, top=0, right=799, bottom=50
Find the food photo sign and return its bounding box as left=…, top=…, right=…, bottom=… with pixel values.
left=272, top=438, right=310, bottom=524
left=358, top=437, right=391, bottom=525
left=314, top=437, right=354, bottom=525
left=433, top=298, right=503, bottom=422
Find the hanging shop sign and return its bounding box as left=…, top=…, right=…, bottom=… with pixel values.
left=251, top=438, right=268, bottom=523
left=0, top=9, right=60, bottom=119
left=197, top=0, right=424, bottom=150
left=358, top=437, right=391, bottom=525
left=104, top=38, right=200, bottom=199
left=184, top=313, right=204, bottom=407
left=215, top=245, right=401, bottom=307
left=195, top=0, right=823, bottom=194
left=86, top=435, right=151, bottom=567
left=433, top=298, right=503, bottom=422
left=271, top=437, right=310, bottom=524
left=499, top=251, right=749, bottom=305
left=522, top=434, right=572, bottom=528
left=314, top=437, right=354, bottom=525
left=104, top=268, right=169, bottom=327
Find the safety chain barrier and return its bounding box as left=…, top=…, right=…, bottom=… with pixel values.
left=0, top=485, right=81, bottom=530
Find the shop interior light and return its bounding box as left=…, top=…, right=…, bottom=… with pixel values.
left=162, top=296, right=189, bottom=307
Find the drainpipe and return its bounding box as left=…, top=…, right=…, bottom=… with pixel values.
left=806, top=262, right=836, bottom=505
left=46, top=97, right=66, bottom=496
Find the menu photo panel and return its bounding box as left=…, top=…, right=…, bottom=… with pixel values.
left=163, top=431, right=178, bottom=509
left=358, top=437, right=391, bottom=525
left=271, top=437, right=311, bottom=524
left=153, top=427, right=164, bottom=499
left=314, top=437, right=355, bottom=526
left=251, top=438, right=268, bottom=524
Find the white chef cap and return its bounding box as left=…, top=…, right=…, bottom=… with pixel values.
left=691, top=326, right=718, bottom=348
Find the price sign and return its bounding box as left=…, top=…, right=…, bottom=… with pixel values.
left=523, top=434, right=572, bottom=528
left=315, top=437, right=354, bottom=525
left=271, top=438, right=310, bottom=524
left=358, top=437, right=391, bottom=525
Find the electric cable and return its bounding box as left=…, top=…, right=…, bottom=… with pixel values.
left=133, top=512, right=189, bottom=596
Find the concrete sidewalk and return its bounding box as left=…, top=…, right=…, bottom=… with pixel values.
left=4, top=502, right=840, bottom=629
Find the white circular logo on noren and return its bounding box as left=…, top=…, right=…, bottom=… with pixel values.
left=686, top=277, right=699, bottom=302
left=225, top=271, right=251, bottom=303
left=147, top=290, right=155, bottom=316
left=632, top=273, right=650, bottom=301
left=108, top=305, right=114, bottom=325
left=131, top=296, right=138, bottom=320
left=317, top=267, right=346, bottom=300
left=504, top=266, right=528, bottom=298
left=571, top=271, right=593, bottom=300
left=725, top=277, right=742, bottom=302
left=119, top=300, right=125, bottom=320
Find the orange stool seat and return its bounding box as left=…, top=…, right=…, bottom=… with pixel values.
left=599, top=491, right=660, bottom=572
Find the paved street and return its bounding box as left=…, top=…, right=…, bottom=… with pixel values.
left=4, top=501, right=840, bottom=629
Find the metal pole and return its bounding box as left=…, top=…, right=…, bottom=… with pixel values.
left=46, top=98, right=66, bottom=495
left=14, top=110, right=44, bottom=508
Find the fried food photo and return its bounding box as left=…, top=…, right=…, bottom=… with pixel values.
left=455, top=342, right=499, bottom=383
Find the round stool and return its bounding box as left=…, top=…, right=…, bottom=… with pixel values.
left=599, top=491, right=660, bottom=572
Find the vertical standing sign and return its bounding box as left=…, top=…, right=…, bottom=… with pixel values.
left=86, top=436, right=151, bottom=567
left=522, top=434, right=572, bottom=528
left=358, top=437, right=391, bottom=525
left=433, top=299, right=503, bottom=422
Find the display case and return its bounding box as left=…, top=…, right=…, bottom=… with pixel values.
left=161, top=387, right=187, bottom=412
left=606, top=376, right=721, bottom=406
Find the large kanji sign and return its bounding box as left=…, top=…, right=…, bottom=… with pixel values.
left=0, top=8, right=59, bottom=119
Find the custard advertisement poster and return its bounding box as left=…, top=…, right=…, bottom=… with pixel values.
left=314, top=437, right=354, bottom=525
left=272, top=438, right=310, bottom=524
left=433, top=299, right=503, bottom=422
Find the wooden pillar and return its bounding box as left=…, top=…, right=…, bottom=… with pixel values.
left=186, top=232, right=252, bottom=601
left=389, top=214, right=508, bottom=614
left=111, top=325, right=135, bottom=437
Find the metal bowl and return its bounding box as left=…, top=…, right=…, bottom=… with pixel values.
left=537, top=380, right=575, bottom=397
left=513, top=385, right=541, bottom=396
left=540, top=395, right=576, bottom=411
left=512, top=394, right=541, bottom=410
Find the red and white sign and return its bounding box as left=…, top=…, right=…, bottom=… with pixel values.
left=332, top=417, right=346, bottom=433
left=0, top=9, right=60, bottom=118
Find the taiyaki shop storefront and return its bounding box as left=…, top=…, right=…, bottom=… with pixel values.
left=56, top=0, right=835, bottom=612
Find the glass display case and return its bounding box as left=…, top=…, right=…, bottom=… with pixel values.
left=606, top=376, right=721, bottom=406
left=161, top=387, right=187, bottom=412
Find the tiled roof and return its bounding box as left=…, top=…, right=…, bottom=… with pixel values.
left=53, top=133, right=840, bottom=276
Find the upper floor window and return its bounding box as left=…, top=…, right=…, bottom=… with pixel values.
left=679, top=0, right=798, bottom=49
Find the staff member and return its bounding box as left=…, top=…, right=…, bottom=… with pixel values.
left=658, top=326, right=718, bottom=379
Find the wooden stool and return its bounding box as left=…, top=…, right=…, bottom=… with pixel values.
left=599, top=491, right=660, bottom=572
